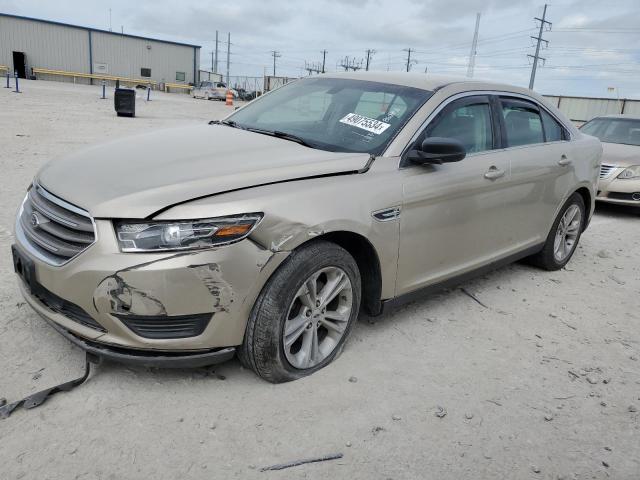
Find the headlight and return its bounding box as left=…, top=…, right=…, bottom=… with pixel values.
left=617, top=165, right=640, bottom=179
left=115, top=213, right=262, bottom=252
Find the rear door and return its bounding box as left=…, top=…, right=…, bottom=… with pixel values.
left=496, top=96, right=574, bottom=245
left=396, top=95, right=512, bottom=295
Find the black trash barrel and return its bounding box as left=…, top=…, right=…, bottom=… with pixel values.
left=114, top=88, right=136, bottom=117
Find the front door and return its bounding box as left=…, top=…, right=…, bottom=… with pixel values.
left=396, top=95, right=512, bottom=295
left=12, top=51, right=26, bottom=79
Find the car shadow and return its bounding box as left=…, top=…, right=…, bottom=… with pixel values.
left=594, top=202, right=640, bottom=218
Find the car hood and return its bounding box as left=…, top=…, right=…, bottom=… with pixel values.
left=601, top=142, right=640, bottom=168
left=37, top=124, right=370, bottom=218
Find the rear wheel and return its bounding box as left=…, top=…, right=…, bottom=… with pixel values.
left=238, top=241, right=361, bottom=383
left=528, top=192, right=585, bottom=271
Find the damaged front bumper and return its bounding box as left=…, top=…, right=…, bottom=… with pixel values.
left=13, top=219, right=289, bottom=366
left=37, top=307, right=236, bottom=368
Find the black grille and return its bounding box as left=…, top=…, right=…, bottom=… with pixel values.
left=607, top=192, right=639, bottom=201
left=114, top=313, right=212, bottom=339
left=33, top=283, right=106, bottom=332
left=20, top=185, right=95, bottom=265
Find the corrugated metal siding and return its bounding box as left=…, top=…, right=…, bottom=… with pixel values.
left=623, top=101, right=640, bottom=116
left=0, top=16, right=88, bottom=77
left=0, top=16, right=198, bottom=85
left=558, top=97, right=621, bottom=122
left=543, top=95, right=640, bottom=123
left=89, top=32, right=196, bottom=84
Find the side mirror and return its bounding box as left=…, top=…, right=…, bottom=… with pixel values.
left=407, top=137, right=466, bottom=165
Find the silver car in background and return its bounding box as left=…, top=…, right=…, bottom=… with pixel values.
left=192, top=81, right=228, bottom=101
left=580, top=114, right=640, bottom=207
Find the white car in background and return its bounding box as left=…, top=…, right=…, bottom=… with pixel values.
left=192, top=81, right=228, bottom=101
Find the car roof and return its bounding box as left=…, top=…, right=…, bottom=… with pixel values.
left=318, top=71, right=534, bottom=96
left=594, top=114, right=640, bottom=120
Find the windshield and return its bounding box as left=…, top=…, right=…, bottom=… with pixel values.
left=226, top=77, right=432, bottom=154
left=581, top=117, right=640, bottom=146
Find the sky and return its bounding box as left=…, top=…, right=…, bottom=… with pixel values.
left=1, top=0, right=639, bottom=97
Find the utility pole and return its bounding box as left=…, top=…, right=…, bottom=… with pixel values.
left=271, top=50, right=281, bottom=76
left=226, top=32, right=230, bottom=86
left=214, top=31, right=219, bottom=74
left=528, top=4, right=551, bottom=90
left=321, top=49, right=327, bottom=73
left=109, top=8, right=112, bottom=31
left=466, top=13, right=481, bottom=78
left=403, top=48, right=416, bottom=72
left=365, top=49, right=376, bottom=71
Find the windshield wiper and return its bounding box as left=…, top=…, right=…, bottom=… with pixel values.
left=244, top=127, right=316, bottom=148
left=208, top=119, right=244, bottom=129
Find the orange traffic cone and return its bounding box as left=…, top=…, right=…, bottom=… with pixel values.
left=225, top=90, right=233, bottom=106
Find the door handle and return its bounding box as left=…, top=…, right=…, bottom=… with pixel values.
left=484, top=166, right=505, bottom=180
left=558, top=155, right=571, bottom=166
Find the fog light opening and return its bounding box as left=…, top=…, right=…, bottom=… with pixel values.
left=632, top=192, right=640, bottom=201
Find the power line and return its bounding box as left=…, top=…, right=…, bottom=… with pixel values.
left=528, top=3, right=552, bottom=90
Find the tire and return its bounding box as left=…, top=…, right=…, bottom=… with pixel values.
left=527, top=192, right=586, bottom=271
left=238, top=241, right=361, bottom=383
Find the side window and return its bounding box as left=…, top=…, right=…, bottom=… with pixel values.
left=426, top=101, right=493, bottom=154
left=541, top=110, right=565, bottom=142
left=501, top=99, right=544, bottom=147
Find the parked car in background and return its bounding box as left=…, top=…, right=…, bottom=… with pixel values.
left=235, top=88, right=258, bottom=101
left=580, top=114, right=640, bottom=207
left=13, top=72, right=601, bottom=383
left=192, top=81, right=228, bottom=101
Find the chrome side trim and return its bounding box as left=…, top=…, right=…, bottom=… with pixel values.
left=372, top=206, right=401, bottom=222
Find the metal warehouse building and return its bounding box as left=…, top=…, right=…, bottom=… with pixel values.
left=0, top=13, right=200, bottom=86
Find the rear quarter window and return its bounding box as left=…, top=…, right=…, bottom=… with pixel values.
left=541, top=110, right=566, bottom=142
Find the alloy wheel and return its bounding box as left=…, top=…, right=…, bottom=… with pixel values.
left=553, top=204, right=582, bottom=262
left=283, top=266, right=353, bottom=369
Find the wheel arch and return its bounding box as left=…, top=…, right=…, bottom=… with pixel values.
left=574, top=186, right=592, bottom=231
left=296, top=231, right=383, bottom=317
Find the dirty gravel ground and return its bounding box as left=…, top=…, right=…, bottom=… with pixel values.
left=1, top=80, right=639, bottom=480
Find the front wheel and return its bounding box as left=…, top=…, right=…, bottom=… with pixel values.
left=238, top=241, right=361, bottom=383
left=528, top=192, right=586, bottom=271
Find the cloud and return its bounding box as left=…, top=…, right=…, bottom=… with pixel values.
left=1, top=0, right=638, bottom=97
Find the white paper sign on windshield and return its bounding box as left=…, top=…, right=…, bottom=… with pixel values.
left=339, top=113, right=391, bottom=135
